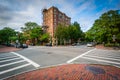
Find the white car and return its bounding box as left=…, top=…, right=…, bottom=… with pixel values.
left=87, top=42, right=95, bottom=47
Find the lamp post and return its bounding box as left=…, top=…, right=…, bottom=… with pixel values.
left=16, top=32, right=20, bottom=48
left=112, top=35, right=116, bottom=47
left=16, top=33, right=19, bottom=48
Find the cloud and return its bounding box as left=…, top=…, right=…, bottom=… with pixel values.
left=0, top=4, right=12, bottom=20
left=0, top=0, right=119, bottom=32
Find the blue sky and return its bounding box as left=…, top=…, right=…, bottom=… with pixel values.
left=0, top=0, right=120, bottom=32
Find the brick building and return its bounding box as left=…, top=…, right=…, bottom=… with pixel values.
left=42, top=6, right=71, bottom=45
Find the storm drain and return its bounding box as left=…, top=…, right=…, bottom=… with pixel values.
left=47, top=52, right=52, bottom=54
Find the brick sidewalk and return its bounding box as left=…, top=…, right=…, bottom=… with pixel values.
left=95, top=44, right=120, bottom=50
left=5, top=64, right=120, bottom=80
left=0, top=45, right=21, bottom=53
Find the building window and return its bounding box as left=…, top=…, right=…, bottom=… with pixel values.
left=54, top=19, right=56, bottom=22
left=54, top=12, right=56, bottom=14
left=54, top=14, right=56, bottom=17
left=54, top=9, right=56, bottom=12
left=59, top=14, right=62, bottom=18
left=54, top=22, right=56, bottom=25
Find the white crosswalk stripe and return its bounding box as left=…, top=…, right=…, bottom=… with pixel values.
left=0, top=63, right=31, bottom=75
left=0, top=57, right=21, bottom=63
left=82, top=56, right=120, bottom=65
left=0, top=52, right=37, bottom=79
left=0, top=56, right=18, bottom=60
left=11, top=52, right=40, bottom=68
left=0, top=60, right=25, bottom=68
left=70, top=49, right=120, bottom=68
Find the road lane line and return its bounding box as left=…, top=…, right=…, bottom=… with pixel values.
left=11, top=52, right=40, bottom=68
left=67, top=48, right=96, bottom=63
left=0, top=60, right=25, bottom=68
left=0, top=57, right=21, bottom=63
left=82, top=56, right=120, bottom=65
left=84, top=55, right=120, bottom=61
left=0, top=63, right=31, bottom=75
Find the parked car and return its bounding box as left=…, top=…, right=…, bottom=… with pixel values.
left=72, top=43, right=80, bottom=46
left=22, top=44, right=28, bottom=48
left=72, top=43, right=77, bottom=46
left=16, top=43, right=28, bottom=48
left=87, top=42, right=95, bottom=47
left=10, top=43, right=16, bottom=47
left=45, top=43, right=52, bottom=46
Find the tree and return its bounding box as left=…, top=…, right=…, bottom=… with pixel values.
left=30, top=27, right=42, bottom=44
left=55, top=22, right=84, bottom=45
left=21, top=22, right=43, bottom=45
left=55, top=24, right=67, bottom=45
left=21, top=22, right=38, bottom=32
left=0, top=27, right=16, bottom=45
left=40, top=33, right=50, bottom=43
left=86, top=10, right=120, bottom=44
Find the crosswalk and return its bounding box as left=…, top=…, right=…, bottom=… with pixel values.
left=72, top=49, right=120, bottom=68
left=0, top=52, right=38, bottom=79
left=82, top=55, right=120, bottom=68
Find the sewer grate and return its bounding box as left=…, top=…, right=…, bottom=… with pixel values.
left=47, top=52, right=52, bottom=54
left=86, top=66, right=105, bottom=75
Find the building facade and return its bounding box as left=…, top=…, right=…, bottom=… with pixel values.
left=42, top=6, right=71, bottom=45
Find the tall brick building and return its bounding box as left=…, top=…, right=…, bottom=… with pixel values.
left=42, top=6, right=71, bottom=45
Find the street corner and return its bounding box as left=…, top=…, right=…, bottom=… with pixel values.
left=95, top=44, right=120, bottom=50
left=0, top=46, right=22, bottom=53
left=5, top=64, right=120, bottom=80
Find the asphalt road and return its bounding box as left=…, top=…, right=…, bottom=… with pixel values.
left=0, top=45, right=120, bottom=79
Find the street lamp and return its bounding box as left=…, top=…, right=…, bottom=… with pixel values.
left=16, top=32, right=21, bottom=48
left=112, top=35, right=116, bottom=47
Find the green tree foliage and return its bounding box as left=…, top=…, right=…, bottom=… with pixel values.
left=55, top=22, right=84, bottom=44
left=9, top=36, right=17, bottom=42
left=40, top=33, right=50, bottom=43
left=16, top=32, right=28, bottom=43
left=86, top=10, right=120, bottom=43
left=69, top=22, right=84, bottom=42
left=0, top=27, right=16, bottom=44
left=55, top=24, right=67, bottom=40
left=21, top=22, right=38, bottom=32
left=21, top=22, right=43, bottom=44
left=30, top=27, right=42, bottom=39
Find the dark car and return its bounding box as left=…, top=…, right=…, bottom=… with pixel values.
left=22, top=44, right=28, bottom=48
left=16, top=43, right=28, bottom=48
left=45, top=43, right=52, bottom=46
left=72, top=43, right=77, bottom=46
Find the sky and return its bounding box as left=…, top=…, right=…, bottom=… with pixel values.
left=0, top=0, right=120, bottom=32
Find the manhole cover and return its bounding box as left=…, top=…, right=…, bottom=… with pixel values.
left=86, top=66, right=105, bottom=74
left=47, top=52, right=52, bottom=54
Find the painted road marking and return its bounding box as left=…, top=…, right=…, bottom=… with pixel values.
left=82, top=56, right=120, bottom=65
left=11, top=52, right=40, bottom=68
left=0, top=63, right=31, bottom=75
left=67, top=48, right=96, bottom=63
left=84, top=55, right=120, bottom=61
left=0, top=57, right=21, bottom=63
left=0, top=60, right=25, bottom=68
left=0, top=56, right=18, bottom=60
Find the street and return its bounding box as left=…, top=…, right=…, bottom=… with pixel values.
left=0, top=45, right=120, bottom=79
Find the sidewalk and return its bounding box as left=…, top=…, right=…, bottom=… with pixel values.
left=95, top=44, right=120, bottom=50
left=5, top=64, right=120, bottom=80
left=0, top=45, right=21, bottom=53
